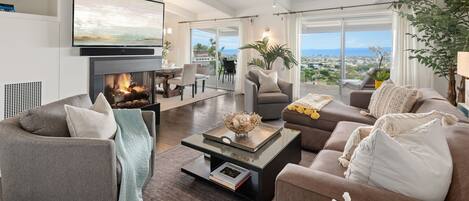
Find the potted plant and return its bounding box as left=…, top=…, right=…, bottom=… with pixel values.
left=162, top=40, right=172, bottom=65
left=239, top=38, right=298, bottom=70
left=370, top=70, right=391, bottom=89
left=369, top=47, right=391, bottom=89
left=392, top=0, right=469, bottom=105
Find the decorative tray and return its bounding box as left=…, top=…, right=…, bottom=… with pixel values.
left=203, top=123, right=282, bottom=153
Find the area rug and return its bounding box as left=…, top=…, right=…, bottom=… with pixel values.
left=157, top=88, right=228, bottom=111
left=143, top=144, right=316, bottom=201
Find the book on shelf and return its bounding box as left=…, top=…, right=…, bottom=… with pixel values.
left=0, top=3, right=15, bottom=12
left=209, top=162, right=250, bottom=191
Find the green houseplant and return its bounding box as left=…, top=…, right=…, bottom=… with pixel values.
left=368, top=46, right=391, bottom=88
left=162, top=40, right=172, bottom=63
left=239, top=38, right=298, bottom=70
left=392, top=0, right=469, bottom=105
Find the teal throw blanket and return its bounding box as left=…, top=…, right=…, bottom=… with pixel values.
left=114, top=109, right=153, bottom=201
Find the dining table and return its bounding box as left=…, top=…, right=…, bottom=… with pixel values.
left=155, top=66, right=183, bottom=98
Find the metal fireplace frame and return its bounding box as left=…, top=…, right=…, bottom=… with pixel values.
left=89, top=56, right=162, bottom=103
left=89, top=56, right=162, bottom=125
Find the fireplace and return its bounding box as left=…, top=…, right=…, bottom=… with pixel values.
left=89, top=56, right=162, bottom=109
left=104, top=72, right=152, bottom=108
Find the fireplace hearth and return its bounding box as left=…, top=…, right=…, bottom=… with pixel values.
left=89, top=56, right=162, bottom=109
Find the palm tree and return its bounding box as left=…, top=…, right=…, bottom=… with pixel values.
left=239, top=38, right=298, bottom=70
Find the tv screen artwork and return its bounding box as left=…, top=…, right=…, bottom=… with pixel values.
left=73, top=0, right=164, bottom=47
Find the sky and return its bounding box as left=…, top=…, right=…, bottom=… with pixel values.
left=301, top=31, right=393, bottom=50
left=191, top=29, right=392, bottom=51
left=191, top=29, right=240, bottom=50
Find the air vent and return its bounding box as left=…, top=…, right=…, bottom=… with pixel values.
left=4, top=82, right=42, bottom=119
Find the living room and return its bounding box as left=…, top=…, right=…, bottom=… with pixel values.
left=0, top=0, right=468, bottom=201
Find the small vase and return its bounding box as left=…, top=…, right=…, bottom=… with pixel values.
left=375, top=80, right=383, bottom=89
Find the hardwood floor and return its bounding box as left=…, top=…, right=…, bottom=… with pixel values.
left=156, top=93, right=284, bottom=153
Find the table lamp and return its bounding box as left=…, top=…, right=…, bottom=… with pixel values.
left=457, top=52, right=469, bottom=104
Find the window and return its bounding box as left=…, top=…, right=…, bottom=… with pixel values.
left=300, top=15, right=392, bottom=101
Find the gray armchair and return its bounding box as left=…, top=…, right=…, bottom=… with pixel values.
left=245, top=71, right=293, bottom=120
left=0, top=94, right=156, bottom=201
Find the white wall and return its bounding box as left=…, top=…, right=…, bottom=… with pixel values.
left=1, top=0, right=57, bottom=16
left=0, top=12, right=60, bottom=118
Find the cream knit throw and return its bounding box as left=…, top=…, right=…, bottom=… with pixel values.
left=338, top=110, right=458, bottom=168
left=287, top=93, right=333, bottom=120
left=365, top=84, right=421, bottom=118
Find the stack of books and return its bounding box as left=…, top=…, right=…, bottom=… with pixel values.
left=0, top=3, right=15, bottom=12
left=209, top=162, right=250, bottom=191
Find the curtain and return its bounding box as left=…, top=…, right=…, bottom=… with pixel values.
left=391, top=9, right=434, bottom=88
left=235, top=18, right=254, bottom=94
left=177, top=22, right=191, bottom=66
left=284, top=14, right=302, bottom=100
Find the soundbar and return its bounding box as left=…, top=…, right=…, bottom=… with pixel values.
left=80, top=48, right=155, bottom=56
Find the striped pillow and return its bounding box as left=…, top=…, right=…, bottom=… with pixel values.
left=367, top=84, right=421, bottom=118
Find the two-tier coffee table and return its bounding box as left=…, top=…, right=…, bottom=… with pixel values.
left=181, top=128, right=301, bottom=201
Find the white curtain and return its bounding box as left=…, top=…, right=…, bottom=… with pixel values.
left=235, top=18, right=254, bottom=94
left=391, top=9, right=434, bottom=88
left=284, top=14, right=302, bottom=100
left=177, top=22, right=191, bottom=66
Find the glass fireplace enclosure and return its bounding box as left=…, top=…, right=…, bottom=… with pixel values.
left=89, top=56, right=161, bottom=109
left=103, top=72, right=154, bottom=108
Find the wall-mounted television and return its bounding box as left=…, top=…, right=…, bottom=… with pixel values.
left=73, top=0, right=164, bottom=47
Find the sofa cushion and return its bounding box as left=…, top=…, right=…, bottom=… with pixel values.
left=323, top=121, right=370, bottom=152
left=64, top=93, right=117, bottom=139
left=413, top=99, right=469, bottom=123
left=282, top=101, right=376, bottom=132
left=417, top=88, right=446, bottom=101
left=444, top=125, right=469, bottom=201
left=345, top=120, right=452, bottom=201
left=310, top=150, right=346, bottom=178
left=247, top=70, right=260, bottom=86
left=258, top=92, right=289, bottom=104
left=367, top=84, right=420, bottom=118
left=19, top=94, right=92, bottom=137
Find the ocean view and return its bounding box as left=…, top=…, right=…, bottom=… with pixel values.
left=302, top=47, right=392, bottom=57
left=220, top=47, right=392, bottom=57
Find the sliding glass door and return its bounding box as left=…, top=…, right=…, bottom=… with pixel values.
left=300, top=15, right=392, bottom=101
left=190, top=26, right=239, bottom=91
left=301, top=22, right=342, bottom=99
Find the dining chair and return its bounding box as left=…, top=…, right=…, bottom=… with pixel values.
left=168, top=64, right=197, bottom=101
left=195, top=64, right=209, bottom=94
left=223, top=60, right=236, bottom=83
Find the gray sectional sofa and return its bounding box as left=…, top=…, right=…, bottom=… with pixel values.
left=0, top=94, right=156, bottom=201
left=276, top=88, right=469, bottom=201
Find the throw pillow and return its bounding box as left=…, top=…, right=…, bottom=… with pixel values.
left=338, top=110, right=458, bottom=168
left=64, top=93, right=117, bottom=139
left=366, top=83, right=420, bottom=118
left=19, top=94, right=92, bottom=137
left=345, top=120, right=453, bottom=201
left=255, top=70, right=281, bottom=93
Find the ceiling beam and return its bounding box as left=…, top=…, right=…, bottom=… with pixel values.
left=275, top=0, right=292, bottom=12
left=197, top=0, right=236, bottom=17
left=165, top=2, right=197, bottom=20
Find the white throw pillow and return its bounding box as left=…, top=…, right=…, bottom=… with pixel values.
left=345, top=120, right=453, bottom=201
left=339, top=110, right=458, bottom=168
left=64, top=93, right=117, bottom=139
left=254, top=69, right=281, bottom=93
left=366, top=83, right=420, bottom=118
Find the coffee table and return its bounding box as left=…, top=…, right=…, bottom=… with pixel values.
left=181, top=128, right=301, bottom=201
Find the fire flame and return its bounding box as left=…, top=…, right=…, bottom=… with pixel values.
left=116, top=74, right=132, bottom=94
left=115, top=73, right=146, bottom=94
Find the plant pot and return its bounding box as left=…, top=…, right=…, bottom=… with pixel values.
left=375, top=80, right=383, bottom=89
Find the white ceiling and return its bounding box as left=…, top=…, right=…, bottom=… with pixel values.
left=164, top=0, right=389, bottom=20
